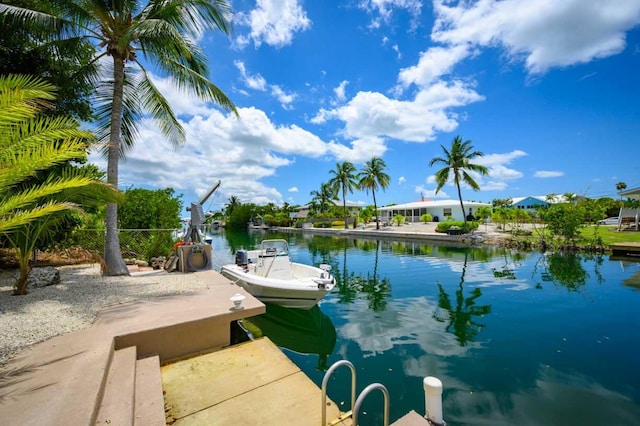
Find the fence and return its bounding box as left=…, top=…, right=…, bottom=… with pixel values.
left=71, top=229, right=180, bottom=261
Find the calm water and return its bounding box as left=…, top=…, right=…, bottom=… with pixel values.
left=208, top=229, right=640, bottom=426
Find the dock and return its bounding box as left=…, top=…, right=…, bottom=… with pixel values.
left=163, top=337, right=345, bottom=425
left=0, top=269, right=433, bottom=425
left=610, top=242, right=640, bottom=258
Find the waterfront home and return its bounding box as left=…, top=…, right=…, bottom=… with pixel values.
left=510, top=195, right=572, bottom=212
left=378, top=200, right=491, bottom=223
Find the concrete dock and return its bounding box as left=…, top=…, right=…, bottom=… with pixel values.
left=610, top=242, right=640, bottom=258
left=163, top=337, right=345, bottom=425
left=0, top=268, right=432, bottom=425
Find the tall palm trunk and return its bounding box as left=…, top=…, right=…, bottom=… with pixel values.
left=342, top=187, right=348, bottom=229
left=456, top=176, right=467, bottom=227
left=103, top=56, right=130, bottom=276
left=372, top=189, right=379, bottom=230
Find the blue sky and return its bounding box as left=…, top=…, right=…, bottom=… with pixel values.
left=88, top=0, right=640, bottom=213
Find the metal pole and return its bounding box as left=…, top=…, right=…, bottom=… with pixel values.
left=352, top=383, right=389, bottom=426
left=321, top=360, right=356, bottom=425
left=424, top=376, right=444, bottom=425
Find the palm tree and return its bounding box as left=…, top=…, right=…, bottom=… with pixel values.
left=429, top=135, right=488, bottom=227
left=329, top=162, right=358, bottom=229
left=226, top=195, right=240, bottom=217
left=0, top=74, right=116, bottom=294
left=309, top=182, right=337, bottom=215
left=358, top=157, right=390, bottom=230
left=616, top=182, right=627, bottom=200
left=1, top=1, right=237, bottom=275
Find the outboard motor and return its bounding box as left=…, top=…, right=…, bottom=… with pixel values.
left=235, top=250, right=249, bottom=267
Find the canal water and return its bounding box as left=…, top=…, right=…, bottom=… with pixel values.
left=208, top=229, right=640, bottom=426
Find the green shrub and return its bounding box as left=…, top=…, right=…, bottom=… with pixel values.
left=313, top=221, right=333, bottom=228
left=436, top=221, right=478, bottom=234
left=331, top=220, right=345, bottom=227
left=420, top=213, right=433, bottom=223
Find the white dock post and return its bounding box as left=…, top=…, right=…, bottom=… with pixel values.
left=423, top=376, right=444, bottom=425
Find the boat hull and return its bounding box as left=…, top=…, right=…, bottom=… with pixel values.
left=220, top=263, right=333, bottom=309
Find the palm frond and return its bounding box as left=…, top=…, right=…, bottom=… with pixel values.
left=0, top=201, right=80, bottom=234
left=136, top=69, right=185, bottom=146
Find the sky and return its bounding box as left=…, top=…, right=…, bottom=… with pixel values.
left=87, top=0, right=640, bottom=213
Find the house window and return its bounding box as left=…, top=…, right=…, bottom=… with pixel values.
left=443, top=208, right=452, bottom=217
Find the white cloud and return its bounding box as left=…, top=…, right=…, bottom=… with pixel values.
left=392, top=44, right=402, bottom=60
left=535, top=170, right=564, bottom=178
left=88, top=102, right=343, bottom=207
left=288, top=186, right=299, bottom=192
left=234, top=61, right=267, bottom=91
left=475, top=150, right=527, bottom=167
left=271, top=85, right=297, bottom=109
left=415, top=185, right=448, bottom=199
left=325, top=82, right=483, bottom=142
left=235, top=62, right=297, bottom=109
left=238, top=0, right=311, bottom=48
left=432, top=0, right=640, bottom=74
left=327, top=136, right=388, bottom=163
left=359, top=0, right=423, bottom=30
left=334, top=80, right=349, bottom=102
left=398, top=176, right=406, bottom=184
left=398, top=44, right=471, bottom=89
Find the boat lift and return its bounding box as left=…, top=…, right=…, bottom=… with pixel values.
left=167, top=180, right=221, bottom=273
left=182, top=179, right=221, bottom=244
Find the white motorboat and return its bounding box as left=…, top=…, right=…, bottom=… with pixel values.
left=220, top=239, right=335, bottom=309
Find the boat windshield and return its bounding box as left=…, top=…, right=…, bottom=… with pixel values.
left=259, top=239, right=289, bottom=257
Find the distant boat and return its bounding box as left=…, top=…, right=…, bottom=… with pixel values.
left=220, top=239, right=335, bottom=309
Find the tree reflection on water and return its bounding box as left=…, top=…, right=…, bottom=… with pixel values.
left=434, top=253, right=492, bottom=346
left=540, top=252, right=604, bottom=291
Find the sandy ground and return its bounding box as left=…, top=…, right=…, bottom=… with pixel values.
left=0, top=265, right=214, bottom=367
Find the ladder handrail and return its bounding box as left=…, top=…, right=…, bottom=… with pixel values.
left=352, top=383, right=390, bottom=426
left=321, top=360, right=356, bottom=425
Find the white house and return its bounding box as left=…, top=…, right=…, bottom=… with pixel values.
left=378, top=200, right=491, bottom=223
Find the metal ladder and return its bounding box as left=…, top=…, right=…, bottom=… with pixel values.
left=321, top=360, right=390, bottom=426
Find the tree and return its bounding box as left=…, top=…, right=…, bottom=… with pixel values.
left=358, top=157, right=390, bottom=230
left=310, top=182, right=337, bottom=215
left=0, top=75, right=116, bottom=294
left=492, top=198, right=513, bottom=208
left=329, top=162, right=358, bottom=229
left=2, top=1, right=238, bottom=276
left=118, top=188, right=182, bottom=229
left=0, top=0, right=96, bottom=121
left=475, top=206, right=493, bottom=232
left=616, top=182, right=627, bottom=200
left=429, top=136, right=488, bottom=227
left=225, top=196, right=240, bottom=217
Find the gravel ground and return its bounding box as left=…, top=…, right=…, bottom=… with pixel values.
left=0, top=264, right=214, bottom=367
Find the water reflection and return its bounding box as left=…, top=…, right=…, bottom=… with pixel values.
left=444, top=365, right=640, bottom=425
left=434, top=253, right=492, bottom=346
left=243, top=303, right=336, bottom=370
left=212, top=231, right=640, bottom=425
left=346, top=240, right=391, bottom=311
left=539, top=253, right=604, bottom=291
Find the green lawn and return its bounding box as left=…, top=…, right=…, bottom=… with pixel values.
left=581, top=225, right=640, bottom=245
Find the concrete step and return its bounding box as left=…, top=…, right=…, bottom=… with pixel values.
left=95, top=346, right=137, bottom=425
left=134, top=355, right=165, bottom=426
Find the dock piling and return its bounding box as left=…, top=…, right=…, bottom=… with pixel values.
left=424, top=376, right=444, bottom=425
